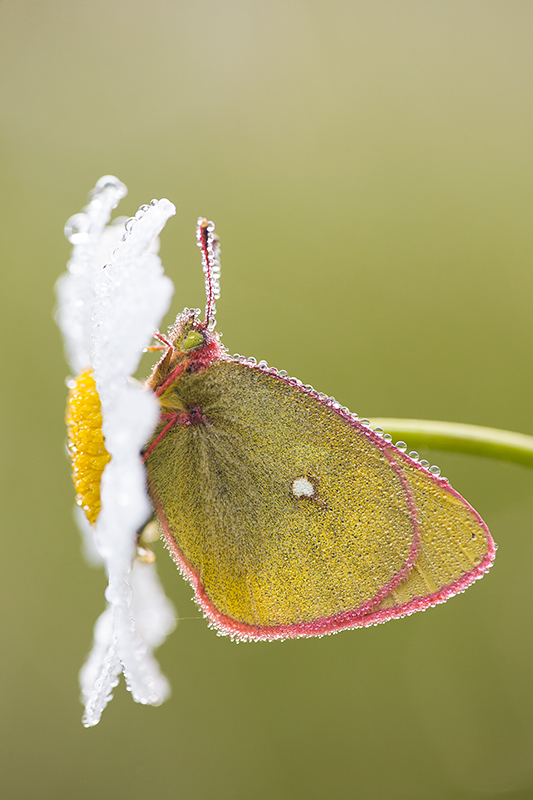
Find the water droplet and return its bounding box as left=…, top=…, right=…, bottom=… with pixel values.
left=429, top=465, right=441, bottom=476
left=409, top=451, right=419, bottom=461
left=247, top=356, right=257, bottom=365
left=360, top=418, right=370, bottom=426
left=93, top=175, right=127, bottom=199
left=383, top=433, right=392, bottom=442
left=419, top=459, right=430, bottom=469
left=278, top=370, right=288, bottom=377
left=258, top=360, right=268, bottom=369
left=395, top=441, right=407, bottom=452
left=65, top=213, right=90, bottom=244
left=373, top=427, right=384, bottom=435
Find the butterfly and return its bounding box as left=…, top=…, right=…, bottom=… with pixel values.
left=143, top=219, right=495, bottom=641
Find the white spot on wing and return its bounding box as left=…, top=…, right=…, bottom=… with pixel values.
left=292, top=477, right=315, bottom=499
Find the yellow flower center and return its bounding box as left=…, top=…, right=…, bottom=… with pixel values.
left=66, top=369, right=111, bottom=525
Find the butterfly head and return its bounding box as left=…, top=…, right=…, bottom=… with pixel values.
left=170, top=308, right=224, bottom=360
left=147, top=309, right=226, bottom=399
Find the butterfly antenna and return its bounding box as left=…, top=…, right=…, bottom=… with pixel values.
left=196, top=218, right=221, bottom=331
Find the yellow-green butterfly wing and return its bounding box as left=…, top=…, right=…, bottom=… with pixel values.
left=145, top=330, right=494, bottom=641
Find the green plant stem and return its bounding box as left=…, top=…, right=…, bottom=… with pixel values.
left=370, top=419, right=533, bottom=469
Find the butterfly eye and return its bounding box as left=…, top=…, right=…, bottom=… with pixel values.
left=180, top=330, right=205, bottom=351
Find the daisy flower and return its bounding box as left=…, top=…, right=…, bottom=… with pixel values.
left=56, top=176, right=177, bottom=727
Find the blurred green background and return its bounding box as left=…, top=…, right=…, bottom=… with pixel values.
left=1, top=2, right=533, bottom=798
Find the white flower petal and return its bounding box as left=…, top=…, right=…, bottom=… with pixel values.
left=96, top=424, right=154, bottom=567
left=79, top=607, right=122, bottom=727
left=105, top=568, right=171, bottom=708
left=131, top=559, right=177, bottom=649
left=56, top=176, right=127, bottom=373
left=81, top=194, right=176, bottom=721
left=92, top=198, right=176, bottom=398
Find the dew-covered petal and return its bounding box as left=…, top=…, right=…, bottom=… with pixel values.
left=56, top=176, right=128, bottom=373
left=84, top=198, right=176, bottom=716
left=92, top=198, right=176, bottom=400
left=105, top=568, right=171, bottom=708
left=95, top=388, right=159, bottom=569
left=131, top=559, right=177, bottom=649
left=79, top=607, right=122, bottom=728
left=80, top=558, right=174, bottom=725
left=88, top=384, right=172, bottom=711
